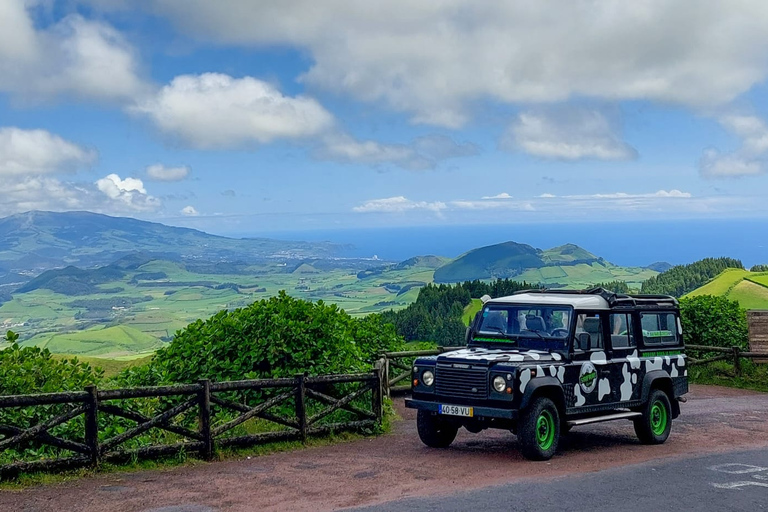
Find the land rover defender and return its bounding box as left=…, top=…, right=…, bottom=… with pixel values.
left=405, top=288, right=689, bottom=460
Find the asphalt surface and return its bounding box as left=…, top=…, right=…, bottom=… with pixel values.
left=351, top=448, right=768, bottom=512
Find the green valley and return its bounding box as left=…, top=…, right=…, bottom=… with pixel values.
left=685, top=268, right=768, bottom=310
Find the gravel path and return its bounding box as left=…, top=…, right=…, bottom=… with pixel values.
left=3, top=385, right=768, bottom=512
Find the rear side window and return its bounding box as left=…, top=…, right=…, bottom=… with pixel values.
left=640, top=312, right=679, bottom=345
left=609, top=313, right=635, bottom=349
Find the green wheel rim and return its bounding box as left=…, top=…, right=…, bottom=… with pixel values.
left=536, top=410, right=556, bottom=450
left=650, top=400, right=668, bottom=436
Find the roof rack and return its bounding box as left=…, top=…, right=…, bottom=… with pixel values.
left=511, top=287, right=678, bottom=308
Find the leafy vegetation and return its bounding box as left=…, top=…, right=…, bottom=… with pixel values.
left=751, top=264, right=768, bottom=272
left=679, top=295, right=749, bottom=350
left=381, top=279, right=540, bottom=345
left=589, top=281, right=630, bottom=293
left=640, top=257, right=744, bottom=297
left=118, top=291, right=403, bottom=386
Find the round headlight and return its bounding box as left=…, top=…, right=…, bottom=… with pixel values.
left=493, top=375, right=506, bottom=392
left=422, top=370, right=435, bottom=386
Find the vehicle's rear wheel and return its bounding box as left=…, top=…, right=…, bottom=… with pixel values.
left=519, top=397, right=560, bottom=460
left=417, top=410, right=458, bottom=448
left=634, top=389, right=672, bottom=444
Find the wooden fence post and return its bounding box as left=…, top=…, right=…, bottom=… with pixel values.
left=296, top=374, right=307, bottom=443
left=383, top=357, right=391, bottom=399
left=373, top=360, right=384, bottom=424
left=84, top=385, right=100, bottom=467
left=198, top=379, right=212, bottom=460
left=732, top=347, right=742, bottom=377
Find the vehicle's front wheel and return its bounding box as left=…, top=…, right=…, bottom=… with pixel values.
left=519, top=397, right=560, bottom=460
left=417, top=410, right=458, bottom=448
left=634, top=389, right=672, bottom=444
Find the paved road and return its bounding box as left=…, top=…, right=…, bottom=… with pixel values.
left=2, top=385, right=768, bottom=511
left=352, top=448, right=768, bottom=512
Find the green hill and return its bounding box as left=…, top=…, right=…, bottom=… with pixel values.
left=685, top=269, right=768, bottom=310
left=21, top=325, right=164, bottom=358
left=432, top=241, right=652, bottom=287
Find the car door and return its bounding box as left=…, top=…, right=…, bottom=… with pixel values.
left=570, top=311, right=614, bottom=407
left=608, top=312, right=641, bottom=403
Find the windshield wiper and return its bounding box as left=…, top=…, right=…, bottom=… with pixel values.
left=482, top=326, right=507, bottom=336
left=520, top=329, right=545, bottom=339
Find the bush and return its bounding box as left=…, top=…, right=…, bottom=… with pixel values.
left=680, top=295, right=749, bottom=350
left=120, top=291, right=404, bottom=386
left=0, top=344, right=103, bottom=464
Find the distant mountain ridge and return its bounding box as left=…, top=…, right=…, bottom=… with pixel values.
left=433, top=241, right=605, bottom=283
left=0, top=211, right=346, bottom=274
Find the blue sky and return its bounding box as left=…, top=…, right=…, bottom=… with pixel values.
left=1, top=1, right=768, bottom=235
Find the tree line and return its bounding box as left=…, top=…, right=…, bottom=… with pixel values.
left=640, top=257, right=744, bottom=297
left=380, top=279, right=540, bottom=346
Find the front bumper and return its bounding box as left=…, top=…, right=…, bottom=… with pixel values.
left=405, top=398, right=519, bottom=420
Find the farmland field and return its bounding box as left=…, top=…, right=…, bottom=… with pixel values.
left=685, top=270, right=768, bottom=310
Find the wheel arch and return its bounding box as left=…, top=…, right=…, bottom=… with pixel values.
left=641, top=371, right=679, bottom=419
left=520, top=377, right=566, bottom=418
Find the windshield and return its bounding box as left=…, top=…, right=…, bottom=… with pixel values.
left=472, top=304, right=573, bottom=350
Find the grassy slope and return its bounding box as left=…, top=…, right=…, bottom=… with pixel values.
left=51, top=353, right=153, bottom=378
left=22, top=325, right=164, bottom=358
left=461, top=299, right=483, bottom=326
left=684, top=270, right=768, bottom=310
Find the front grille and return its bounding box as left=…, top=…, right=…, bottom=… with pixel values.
left=435, top=363, right=488, bottom=399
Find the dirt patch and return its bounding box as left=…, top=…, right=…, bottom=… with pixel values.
left=3, top=385, right=768, bottom=512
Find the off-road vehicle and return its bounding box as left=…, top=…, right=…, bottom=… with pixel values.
left=405, top=288, right=688, bottom=460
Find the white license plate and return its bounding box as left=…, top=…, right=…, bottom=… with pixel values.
left=439, top=404, right=473, bottom=417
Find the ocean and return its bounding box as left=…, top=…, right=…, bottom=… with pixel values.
left=252, top=218, right=767, bottom=268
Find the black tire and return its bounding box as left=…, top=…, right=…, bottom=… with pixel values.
left=519, top=397, right=560, bottom=461
left=634, top=389, right=672, bottom=444
left=417, top=410, right=458, bottom=448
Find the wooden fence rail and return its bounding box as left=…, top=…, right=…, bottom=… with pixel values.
left=684, top=344, right=767, bottom=376
left=379, top=347, right=463, bottom=396
left=0, top=365, right=384, bottom=480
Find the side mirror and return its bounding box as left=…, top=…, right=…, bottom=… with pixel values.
left=577, top=333, right=592, bottom=351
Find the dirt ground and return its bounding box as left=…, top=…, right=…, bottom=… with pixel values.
left=3, top=385, right=768, bottom=512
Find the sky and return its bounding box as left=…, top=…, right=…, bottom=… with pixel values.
left=1, top=0, right=768, bottom=236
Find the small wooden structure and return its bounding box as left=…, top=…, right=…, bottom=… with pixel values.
left=747, top=310, right=768, bottom=363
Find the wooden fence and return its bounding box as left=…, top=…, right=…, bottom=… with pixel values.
left=748, top=311, right=768, bottom=363
left=0, top=367, right=383, bottom=480
left=687, top=344, right=766, bottom=375
left=379, top=347, right=460, bottom=395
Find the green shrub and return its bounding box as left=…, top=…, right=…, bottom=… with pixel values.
left=121, top=291, right=404, bottom=385
left=680, top=295, right=749, bottom=350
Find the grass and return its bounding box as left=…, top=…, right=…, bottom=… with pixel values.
left=22, top=325, right=163, bottom=358
left=462, top=298, right=482, bottom=326
left=685, top=269, right=768, bottom=310
left=689, top=359, right=768, bottom=393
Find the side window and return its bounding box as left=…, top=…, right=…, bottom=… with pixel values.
left=609, top=313, right=635, bottom=349
left=640, top=312, right=679, bottom=345
left=574, top=313, right=603, bottom=351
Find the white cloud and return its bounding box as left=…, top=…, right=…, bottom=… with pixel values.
left=0, top=127, right=95, bottom=176
left=502, top=108, right=637, bottom=161
left=352, top=196, right=446, bottom=213
left=0, top=3, right=145, bottom=103
left=481, top=193, right=512, bottom=200
left=315, top=133, right=477, bottom=170
left=146, top=164, right=190, bottom=181
left=95, top=173, right=161, bottom=211
left=700, top=115, right=768, bottom=177
left=126, top=1, right=768, bottom=127
left=452, top=199, right=535, bottom=211
left=181, top=205, right=199, bottom=216
left=132, top=73, right=334, bottom=149
left=542, top=190, right=692, bottom=199
left=0, top=176, right=90, bottom=215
